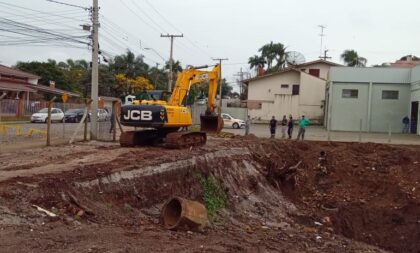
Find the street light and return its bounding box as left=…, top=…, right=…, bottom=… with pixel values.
left=144, top=47, right=165, bottom=62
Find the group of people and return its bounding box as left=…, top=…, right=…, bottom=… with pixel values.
left=245, top=114, right=310, bottom=140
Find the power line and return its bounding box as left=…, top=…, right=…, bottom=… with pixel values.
left=0, top=1, right=89, bottom=22
left=130, top=0, right=168, bottom=33
left=46, top=0, right=89, bottom=11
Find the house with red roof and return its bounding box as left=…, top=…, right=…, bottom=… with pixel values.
left=0, top=64, right=79, bottom=100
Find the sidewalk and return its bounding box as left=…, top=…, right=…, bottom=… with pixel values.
left=223, top=125, right=420, bottom=145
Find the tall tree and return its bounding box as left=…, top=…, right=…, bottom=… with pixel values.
left=248, top=55, right=266, bottom=70
left=340, top=50, right=367, bottom=67
left=109, top=50, right=149, bottom=78
left=258, top=41, right=287, bottom=71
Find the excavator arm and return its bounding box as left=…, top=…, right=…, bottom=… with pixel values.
left=169, top=65, right=220, bottom=111
left=168, top=64, right=223, bottom=132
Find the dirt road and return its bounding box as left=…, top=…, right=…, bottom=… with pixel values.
left=0, top=137, right=419, bottom=252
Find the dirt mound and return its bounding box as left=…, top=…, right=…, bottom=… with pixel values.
left=0, top=139, right=419, bottom=252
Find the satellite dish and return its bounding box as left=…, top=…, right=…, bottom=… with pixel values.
left=286, top=51, right=306, bottom=66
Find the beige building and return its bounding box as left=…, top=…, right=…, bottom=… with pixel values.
left=244, top=60, right=340, bottom=122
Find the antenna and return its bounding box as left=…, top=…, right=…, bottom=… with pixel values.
left=318, top=25, right=326, bottom=58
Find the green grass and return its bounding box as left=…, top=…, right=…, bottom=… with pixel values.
left=200, top=175, right=227, bottom=217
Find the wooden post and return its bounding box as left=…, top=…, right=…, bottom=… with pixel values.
left=46, top=96, right=56, bottom=146
left=84, top=99, right=92, bottom=141
left=112, top=101, right=118, bottom=142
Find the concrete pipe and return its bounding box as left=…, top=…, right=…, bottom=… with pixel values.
left=161, top=197, right=209, bottom=230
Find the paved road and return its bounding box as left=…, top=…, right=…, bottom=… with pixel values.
left=223, top=124, right=420, bottom=145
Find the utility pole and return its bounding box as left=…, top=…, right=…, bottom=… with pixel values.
left=90, top=0, right=99, bottom=140
left=319, top=49, right=332, bottom=61
left=318, top=25, right=326, bottom=58
left=212, top=58, right=228, bottom=114
left=161, top=34, right=183, bottom=92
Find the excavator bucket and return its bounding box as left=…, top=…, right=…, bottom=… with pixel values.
left=200, top=114, right=224, bottom=133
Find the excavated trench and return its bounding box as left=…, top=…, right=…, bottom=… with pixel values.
left=1, top=139, right=420, bottom=252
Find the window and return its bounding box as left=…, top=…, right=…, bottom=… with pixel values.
left=52, top=109, right=58, bottom=113
left=281, top=84, right=289, bottom=88
left=309, top=69, right=320, bottom=77
left=382, top=90, right=399, bottom=100
left=292, top=84, right=300, bottom=95
left=342, top=89, right=358, bottom=98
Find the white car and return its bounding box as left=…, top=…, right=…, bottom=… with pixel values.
left=221, top=113, right=245, bottom=129
left=197, top=98, right=207, bottom=105
left=31, top=108, right=64, bottom=123
left=89, top=109, right=109, bottom=121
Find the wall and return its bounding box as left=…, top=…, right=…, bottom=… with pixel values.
left=300, top=62, right=332, bottom=80
left=299, top=71, right=326, bottom=120
left=370, top=84, right=410, bottom=132
left=247, top=71, right=300, bottom=101
left=330, top=82, right=369, bottom=131
left=249, top=95, right=299, bottom=121
left=189, top=104, right=248, bottom=124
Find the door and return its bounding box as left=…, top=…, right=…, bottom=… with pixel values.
left=222, top=114, right=232, bottom=128
left=411, top=101, right=418, bottom=134
left=51, top=109, right=59, bottom=121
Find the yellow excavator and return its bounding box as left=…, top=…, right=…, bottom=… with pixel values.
left=119, top=64, right=223, bottom=148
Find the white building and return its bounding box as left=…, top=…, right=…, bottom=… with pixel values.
left=326, top=65, right=420, bottom=135
left=244, top=60, right=340, bottom=122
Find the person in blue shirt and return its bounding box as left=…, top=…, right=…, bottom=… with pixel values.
left=296, top=115, right=310, bottom=140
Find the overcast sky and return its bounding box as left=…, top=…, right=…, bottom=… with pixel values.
left=1, top=0, right=420, bottom=90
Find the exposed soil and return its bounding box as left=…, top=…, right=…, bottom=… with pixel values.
left=0, top=137, right=419, bottom=252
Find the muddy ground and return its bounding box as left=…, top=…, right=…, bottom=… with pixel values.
left=0, top=136, right=419, bottom=252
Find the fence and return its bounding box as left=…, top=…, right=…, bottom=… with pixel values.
left=0, top=99, right=85, bottom=119
left=0, top=99, right=120, bottom=151
left=190, top=104, right=248, bottom=124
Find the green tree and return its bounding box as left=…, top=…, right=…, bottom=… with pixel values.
left=340, top=49, right=367, bottom=67
left=15, top=60, right=75, bottom=92
left=248, top=55, right=266, bottom=70
left=258, top=41, right=287, bottom=71
left=109, top=50, right=149, bottom=79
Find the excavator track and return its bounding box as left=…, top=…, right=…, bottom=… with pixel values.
left=165, top=131, right=207, bottom=149
left=119, top=130, right=160, bottom=147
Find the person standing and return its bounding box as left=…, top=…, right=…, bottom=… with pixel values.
left=245, top=115, right=251, bottom=136
left=287, top=115, right=294, bottom=139
left=402, top=116, right=410, bottom=133
left=281, top=115, right=287, bottom=139
left=296, top=115, right=310, bottom=140
left=269, top=116, right=277, bottom=139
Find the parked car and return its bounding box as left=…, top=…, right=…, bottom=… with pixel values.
left=221, top=113, right=245, bottom=129
left=98, top=109, right=108, bottom=121
left=89, top=109, right=109, bottom=122
left=64, top=108, right=86, bottom=123
left=197, top=98, right=207, bottom=105
left=31, top=108, right=64, bottom=123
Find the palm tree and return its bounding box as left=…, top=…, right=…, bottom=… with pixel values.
left=258, top=41, right=277, bottom=69
left=110, top=50, right=149, bottom=78
left=272, top=43, right=287, bottom=70
left=340, top=50, right=367, bottom=67
left=248, top=55, right=266, bottom=70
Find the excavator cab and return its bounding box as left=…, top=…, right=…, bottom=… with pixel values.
left=200, top=114, right=224, bottom=133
